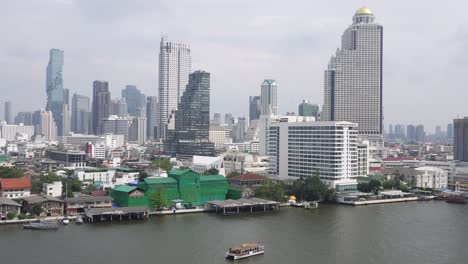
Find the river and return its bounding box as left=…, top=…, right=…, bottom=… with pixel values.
left=1, top=201, right=466, bottom=264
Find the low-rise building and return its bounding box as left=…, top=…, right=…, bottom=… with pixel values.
left=65, top=196, right=113, bottom=215
left=21, top=195, right=64, bottom=216
left=47, top=150, right=87, bottom=168
left=42, top=181, right=63, bottom=197
left=0, top=197, right=21, bottom=220
left=228, top=174, right=268, bottom=187
left=191, top=155, right=224, bottom=175
left=415, top=166, right=448, bottom=189
left=0, top=178, right=31, bottom=198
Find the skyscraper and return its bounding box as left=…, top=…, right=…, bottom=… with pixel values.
left=447, top=123, right=454, bottom=141
left=46, top=49, right=64, bottom=136
left=63, top=88, right=70, bottom=105
left=249, top=96, right=261, bottom=121
left=14, top=112, right=33, bottom=126
left=4, top=101, right=12, bottom=124
left=157, top=35, right=191, bottom=140
left=212, top=113, right=222, bottom=126
left=260, top=79, right=278, bottom=116
left=454, top=117, right=468, bottom=161
left=122, top=85, right=146, bottom=117
left=62, top=104, right=70, bottom=136
left=113, top=98, right=128, bottom=117
left=92, top=81, right=111, bottom=135
left=165, top=71, right=214, bottom=158
left=298, top=100, right=319, bottom=118
left=71, top=93, right=90, bottom=134
left=146, top=96, right=158, bottom=140
left=322, top=7, right=383, bottom=144
left=415, top=125, right=425, bottom=143
left=38, top=109, right=57, bottom=141
left=129, top=117, right=147, bottom=145
left=407, top=125, right=416, bottom=142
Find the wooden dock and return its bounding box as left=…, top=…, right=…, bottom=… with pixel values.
left=83, top=207, right=149, bottom=223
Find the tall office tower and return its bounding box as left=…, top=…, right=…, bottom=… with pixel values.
left=92, top=81, right=111, bottom=135
left=63, top=88, right=69, bottom=105
left=146, top=96, right=158, bottom=140
left=249, top=96, right=261, bottom=121
left=388, top=124, right=394, bottom=136
left=447, top=123, right=454, bottom=141
left=322, top=7, right=383, bottom=147
left=129, top=117, right=147, bottom=145
left=224, top=113, right=234, bottom=127
left=236, top=117, right=248, bottom=142
left=435, top=125, right=442, bottom=138
left=298, top=100, right=319, bottom=118
left=101, top=116, right=130, bottom=139
left=212, top=113, right=222, bottom=126
left=260, top=80, right=278, bottom=116
left=46, top=49, right=65, bottom=136
left=71, top=93, right=91, bottom=134
left=165, top=71, right=214, bottom=158
left=407, top=125, right=416, bottom=142
left=14, top=112, right=33, bottom=126
left=454, top=117, right=468, bottom=161
left=415, top=125, right=425, bottom=143
left=157, top=35, right=191, bottom=140
left=62, top=104, right=71, bottom=136
left=38, top=109, right=57, bottom=141
left=4, top=101, right=12, bottom=124
left=122, top=85, right=146, bottom=117
left=113, top=98, right=128, bottom=117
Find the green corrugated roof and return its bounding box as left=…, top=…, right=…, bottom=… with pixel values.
left=200, top=175, right=227, bottom=181
left=169, top=169, right=192, bottom=176
left=144, top=177, right=178, bottom=184
left=0, top=154, right=9, bottom=162
left=113, top=185, right=137, bottom=193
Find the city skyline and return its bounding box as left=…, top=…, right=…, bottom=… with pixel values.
left=1, top=1, right=467, bottom=130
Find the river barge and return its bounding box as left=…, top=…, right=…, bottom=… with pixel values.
left=225, top=243, right=264, bottom=260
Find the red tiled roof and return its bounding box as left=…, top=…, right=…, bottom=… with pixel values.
left=383, top=157, right=417, bottom=162
left=370, top=167, right=384, bottom=173
left=229, top=174, right=267, bottom=181
left=0, top=178, right=31, bottom=190
left=90, top=190, right=106, bottom=196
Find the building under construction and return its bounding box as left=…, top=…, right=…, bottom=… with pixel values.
left=111, top=169, right=228, bottom=207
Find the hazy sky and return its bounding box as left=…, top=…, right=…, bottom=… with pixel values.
left=1, top=0, right=467, bottom=132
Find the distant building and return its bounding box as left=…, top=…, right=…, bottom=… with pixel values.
left=92, top=80, right=111, bottom=135
left=14, top=112, right=33, bottom=126
left=46, top=49, right=64, bottom=136
left=38, top=109, right=57, bottom=141
left=113, top=98, right=128, bottom=117
left=298, top=100, right=319, bottom=118
left=157, top=35, right=191, bottom=140
left=164, top=71, right=214, bottom=158
left=249, top=96, right=261, bottom=121
left=4, top=101, right=12, bottom=124
left=209, top=125, right=229, bottom=148
left=0, top=123, right=34, bottom=141
left=71, top=93, right=91, bottom=134
left=415, top=125, right=425, bottom=143
left=146, top=96, right=158, bottom=140
left=0, top=198, right=21, bottom=219
left=191, top=155, right=224, bottom=175
left=59, top=133, right=102, bottom=146
left=447, top=123, right=454, bottom=141
left=129, top=117, right=147, bottom=145
left=122, top=85, right=146, bottom=117
left=260, top=80, right=278, bottom=116
left=212, top=113, right=222, bottom=126
left=101, top=115, right=130, bottom=139
left=62, top=104, right=71, bottom=136
left=47, top=150, right=87, bottom=168
left=415, top=167, right=448, bottom=189
left=454, top=117, right=468, bottom=162
left=42, top=181, right=63, bottom=197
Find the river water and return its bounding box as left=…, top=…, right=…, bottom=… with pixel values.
left=1, top=201, right=467, bottom=264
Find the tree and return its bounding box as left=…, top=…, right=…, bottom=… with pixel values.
left=288, top=172, right=335, bottom=202
left=399, top=183, right=409, bottom=192
left=151, top=159, right=173, bottom=172
left=202, top=168, right=219, bottom=175
left=255, top=180, right=287, bottom=202
left=0, top=167, right=23, bottom=178
left=84, top=184, right=97, bottom=194
left=368, top=179, right=382, bottom=195
left=6, top=212, right=16, bottom=220
left=30, top=204, right=43, bottom=217
left=149, top=187, right=169, bottom=210
left=357, top=182, right=371, bottom=193
left=226, top=171, right=241, bottom=178
left=138, top=172, right=149, bottom=182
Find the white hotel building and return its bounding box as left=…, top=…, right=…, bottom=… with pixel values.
left=267, top=121, right=366, bottom=191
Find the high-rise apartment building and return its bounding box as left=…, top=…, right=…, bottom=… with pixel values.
left=4, top=101, right=12, bottom=124
left=46, top=49, right=64, bottom=136
left=71, top=93, right=90, bottom=134
left=212, top=113, right=222, bottom=126
left=415, top=125, right=425, bottom=143
left=454, top=117, right=468, bottom=161
left=322, top=7, right=383, bottom=147
left=38, top=109, right=57, bottom=141
left=92, top=81, right=111, bottom=135
left=122, top=85, right=146, bottom=117
left=101, top=115, right=130, bottom=139
left=298, top=100, right=319, bottom=118
left=146, top=96, right=158, bottom=140
left=129, top=117, right=147, bottom=145
left=260, top=79, right=278, bottom=116
left=249, top=96, right=261, bottom=121
left=165, top=71, right=214, bottom=158
left=157, top=35, right=191, bottom=139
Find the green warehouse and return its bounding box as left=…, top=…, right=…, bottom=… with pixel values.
left=111, top=169, right=228, bottom=208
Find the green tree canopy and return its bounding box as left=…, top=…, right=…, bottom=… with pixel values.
left=149, top=187, right=169, bottom=210
left=255, top=180, right=287, bottom=202
left=226, top=171, right=241, bottom=178
left=151, top=159, right=173, bottom=172
left=30, top=204, right=43, bottom=216
left=0, top=167, right=23, bottom=178
left=368, top=179, right=382, bottom=195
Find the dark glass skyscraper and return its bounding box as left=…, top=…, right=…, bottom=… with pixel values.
left=454, top=117, right=468, bottom=161
left=122, top=85, right=146, bottom=117
left=165, top=71, right=214, bottom=158
left=146, top=96, right=158, bottom=140
left=298, top=100, right=319, bottom=118
left=46, top=49, right=64, bottom=135
left=249, top=96, right=261, bottom=121
left=92, top=81, right=111, bottom=135
left=72, top=93, right=91, bottom=134
left=4, top=101, right=12, bottom=124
